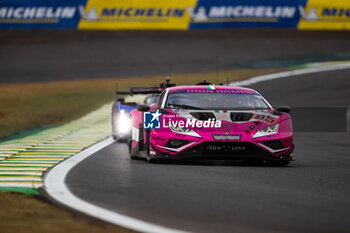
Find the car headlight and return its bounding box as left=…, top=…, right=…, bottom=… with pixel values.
left=118, top=110, right=131, bottom=134
left=252, top=123, right=279, bottom=139
left=169, top=124, right=201, bottom=138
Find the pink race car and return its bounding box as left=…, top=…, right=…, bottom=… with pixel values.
left=128, top=85, right=294, bottom=166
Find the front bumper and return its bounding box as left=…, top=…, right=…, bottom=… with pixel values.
left=150, top=141, right=295, bottom=161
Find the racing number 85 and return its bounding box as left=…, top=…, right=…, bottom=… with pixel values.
left=252, top=114, right=278, bottom=124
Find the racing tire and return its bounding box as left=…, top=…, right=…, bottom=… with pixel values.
left=117, top=136, right=128, bottom=143
left=145, top=129, right=155, bottom=162
left=128, top=134, right=138, bottom=160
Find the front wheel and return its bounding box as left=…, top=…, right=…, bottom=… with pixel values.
left=128, top=133, right=138, bottom=160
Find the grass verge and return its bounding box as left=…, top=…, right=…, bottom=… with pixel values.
left=0, top=192, right=133, bottom=233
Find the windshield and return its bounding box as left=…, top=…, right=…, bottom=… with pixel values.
left=165, top=91, right=270, bottom=110
left=144, top=94, right=160, bottom=105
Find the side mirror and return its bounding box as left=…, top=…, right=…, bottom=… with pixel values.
left=136, top=104, right=150, bottom=112
left=277, top=106, right=291, bottom=113
left=117, top=97, right=125, bottom=104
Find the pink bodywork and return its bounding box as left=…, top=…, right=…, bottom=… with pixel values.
left=130, top=85, right=294, bottom=158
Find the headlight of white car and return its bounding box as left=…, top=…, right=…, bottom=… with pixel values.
left=169, top=124, right=201, bottom=138
left=252, top=123, right=279, bottom=139
left=118, top=110, right=132, bottom=134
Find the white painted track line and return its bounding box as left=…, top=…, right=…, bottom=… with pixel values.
left=44, top=137, right=189, bottom=233
left=230, top=63, right=350, bottom=87
left=44, top=63, right=350, bottom=233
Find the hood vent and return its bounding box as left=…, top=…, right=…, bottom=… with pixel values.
left=190, top=112, right=216, bottom=121
left=230, top=112, right=253, bottom=122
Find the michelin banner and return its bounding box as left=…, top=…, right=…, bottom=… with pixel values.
left=189, top=0, right=306, bottom=29
left=0, top=0, right=350, bottom=30
left=298, top=0, right=350, bottom=30
left=0, top=0, right=85, bottom=29
left=78, top=0, right=196, bottom=30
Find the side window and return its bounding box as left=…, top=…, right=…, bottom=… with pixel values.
left=156, top=91, right=166, bottom=109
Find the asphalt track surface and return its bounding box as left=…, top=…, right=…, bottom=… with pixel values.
left=1, top=29, right=350, bottom=83
left=66, top=69, right=350, bottom=233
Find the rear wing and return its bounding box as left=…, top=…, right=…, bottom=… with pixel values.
left=116, top=87, right=164, bottom=96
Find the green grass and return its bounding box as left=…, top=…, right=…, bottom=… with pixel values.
left=0, top=191, right=134, bottom=233
left=0, top=79, right=115, bottom=139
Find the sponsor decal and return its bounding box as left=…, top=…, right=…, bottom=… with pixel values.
left=143, top=111, right=222, bottom=129
left=186, top=89, right=254, bottom=93
left=151, top=136, right=166, bottom=141
left=189, top=0, right=304, bottom=29
left=206, top=145, right=246, bottom=151
left=300, top=2, right=350, bottom=21
left=143, top=111, right=161, bottom=129
left=0, top=0, right=85, bottom=28
left=298, top=0, right=350, bottom=30
left=0, top=7, right=76, bottom=20
left=163, top=118, right=221, bottom=129
left=189, top=5, right=296, bottom=22
left=78, top=0, right=197, bottom=30
left=81, top=7, right=185, bottom=21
